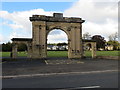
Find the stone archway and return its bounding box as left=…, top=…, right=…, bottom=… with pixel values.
left=29, top=13, right=85, bottom=59
left=12, top=13, right=86, bottom=59
left=83, top=40, right=97, bottom=58
left=47, top=29, right=69, bottom=58
left=11, top=38, right=32, bottom=58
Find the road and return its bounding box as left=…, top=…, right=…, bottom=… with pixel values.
left=2, top=70, right=118, bottom=89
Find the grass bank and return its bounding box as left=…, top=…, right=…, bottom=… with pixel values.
left=1, top=51, right=119, bottom=57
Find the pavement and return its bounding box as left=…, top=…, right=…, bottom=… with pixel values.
left=2, top=57, right=118, bottom=78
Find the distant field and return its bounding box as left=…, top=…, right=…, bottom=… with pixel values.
left=1, top=51, right=119, bottom=57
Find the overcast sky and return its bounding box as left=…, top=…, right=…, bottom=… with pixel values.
left=0, top=0, right=119, bottom=44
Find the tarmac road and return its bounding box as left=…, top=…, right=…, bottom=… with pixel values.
left=2, top=58, right=119, bottom=89
left=2, top=58, right=118, bottom=76
left=2, top=70, right=118, bottom=88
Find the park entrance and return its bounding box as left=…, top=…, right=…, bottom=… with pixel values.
left=11, top=13, right=96, bottom=59
left=47, top=29, right=68, bottom=58
left=29, top=13, right=84, bottom=59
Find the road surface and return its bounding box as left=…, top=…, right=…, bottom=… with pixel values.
left=2, top=70, right=118, bottom=89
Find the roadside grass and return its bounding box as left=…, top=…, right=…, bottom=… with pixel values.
left=1, top=52, right=27, bottom=57
left=96, top=51, right=119, bottom=56
left=47, top=51, right=67, bottom=57
left=85, top=51, right=119, bottom=57
left=1, top=50, right=119, bottom=57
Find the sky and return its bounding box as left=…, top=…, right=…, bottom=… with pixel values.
left=0, top=0, right=119, bottom=44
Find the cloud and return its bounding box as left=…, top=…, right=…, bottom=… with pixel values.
left=9, top=24, right=23, bottom=29
left=64, top=0, right=118, bottom=23
left=64, top=0, right=118, bottom=41
left=48, top=29, right=62, bottom=35
left=0, top=34, right=3, bottom=43
left=1, top=8, right=67, bottom=43
left=0, top=0, right=119, bottom=44
left=47, top=30, right=68, bottom=43
left=0, top=34, right=10, bottom=44
left=0, top=9, right=55, bottom=43
left=82, top=18, right=118, bottom=37
left=0, top=9, right=54, bottom=32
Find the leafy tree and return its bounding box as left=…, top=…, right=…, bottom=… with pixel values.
left=108, top=32, right=119, bottom=50
left=17, top=43, right=27, bottom=51
left=2, top=42, right=12, bottom=51
left=92, top=35, right=106, bottom=50
left=2, top=42, right=27, bottom=51
left=57, top=42, right=67, bottom=46
left=107, top=40, right=120, bottom=50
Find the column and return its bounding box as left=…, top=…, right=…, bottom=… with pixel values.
left=27, top=43, right=32, bottom=58
left=83, top=43, right=85, bottom=57
left=12, top=43, right=18, bottom=58
left=79, top=25, right=83, bottom=58
left=91, top=43, right=97, bottom=58
left=32, top=21, right=46, bottom=59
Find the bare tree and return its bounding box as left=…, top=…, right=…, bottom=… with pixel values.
left=109, top=32, right=118, bottom=41
left=83, top=32, right=91, bottom=40
left=108, top=32, right=119, bottom=50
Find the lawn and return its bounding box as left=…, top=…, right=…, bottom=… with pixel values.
left=1, top=52, right=27, bottom=57
left=1, top=51, right=119, bottom=57
left=85, top=51, right=119, bottom=57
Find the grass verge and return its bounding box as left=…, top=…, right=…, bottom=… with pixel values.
left=1, top=51, right=119, bottom=57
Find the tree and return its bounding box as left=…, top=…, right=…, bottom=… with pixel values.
left=92, top=35, right=106, bottom=50
left=108, top=32, right=118, bottom=41
left=83, top=32, right=91, bottom=40
left=17, top=43, right=27, bottom=51
left=57, top=42, right=67, bottom=46
left=108, top=32, right=119, bottom=50
left=2, top=42, right=27, bottom=51
left=107, top=40, right=120, bottom=50
left=2, top=42, right=13, bottom=51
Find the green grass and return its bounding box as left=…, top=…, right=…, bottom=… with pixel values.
left=85, top=51, right=119, bottom=57
left=1, top=52, right=27, bottom=57
left=1, top=51, right=119, bottom=57
left=96, top=51, right=119, bottom=56
left=47, top=51, right=68, bottom=57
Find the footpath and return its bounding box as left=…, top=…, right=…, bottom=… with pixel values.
left=2, top=57, right=118, bottom=78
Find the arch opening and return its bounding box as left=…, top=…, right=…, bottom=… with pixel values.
left=17, top=43, right=28, bottom=57
left=47, top=29, right=68, bottom=58
left=84, top=43, right=92, bottom=58
left=11, top=42, right=28, bottom=58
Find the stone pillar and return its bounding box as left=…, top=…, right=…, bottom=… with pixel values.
left=27, top=43, right=32, bottom=58
left=79, top=25, right=83, bottom=58
left=69, top=25, right=83, bottom=59
left=31, top=21, right=47, bottom=59
left=12, top=43, right=18, bottom=58
left=67, top=38, right=71, bottom=58
left=83, top=43, right=85, bottom=57
left=91, top=43, right=97, bottom=58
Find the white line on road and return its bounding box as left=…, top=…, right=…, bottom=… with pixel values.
left=45, top=60, right=48, bottom=64
left=1, top=69, right=118, bottom=79
left=57, top=86, right=100, bottom=90
left=80, top=86, right=100, bottom=88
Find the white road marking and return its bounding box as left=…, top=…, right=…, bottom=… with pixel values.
left=57, top=86, right=100, bottom=90
left=80, top=86, right=100, bottom=88
left=45, top=60, right=48, bottom=64
left=1, top=69, right=118, bottom=79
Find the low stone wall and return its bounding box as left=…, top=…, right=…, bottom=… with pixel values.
left=96, top=56, right=119, bottom=60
